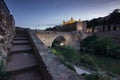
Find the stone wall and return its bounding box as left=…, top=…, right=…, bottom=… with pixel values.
left=0, top=0, right=15, bottom=70
left=0, top=0, right=10, bottom=14
left=28, top=29, right=84, bottom=80
left=35, top=30, right=81, bottom=50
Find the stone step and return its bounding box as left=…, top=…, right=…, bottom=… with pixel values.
left=7, top=53, right=38, bottom=74
left=13, top=40, right=30, bottom=45
left=15, top=34, right=28, bottom=37
left=8, top=65, right=38, bottom=76
left=10, top=45, right=33, bottom=54
left=14, top=37, right=29, bottom=40
left=9, top=68, right=43, bottom=80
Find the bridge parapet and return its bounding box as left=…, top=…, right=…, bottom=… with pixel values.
left=28, top=29, right=84, bottom=80
left=34, top=30, right=82, bottom=50
left=34, top=30, right=72, bottom=35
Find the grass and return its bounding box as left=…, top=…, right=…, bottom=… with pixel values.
left=51, top=46, right=80, bottom=63
left=95, top=55, right=120, bottom=75
left=80, top=52, right=120, bottom=75
left=51, top=45, right=120, bottom=75
left=83, top=72, right=114, bottom=80
left=51, top=46, right=79, bottom=71
left=59, top=59, right=76, bottom=72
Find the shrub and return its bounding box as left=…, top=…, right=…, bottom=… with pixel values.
left=82, top=35, right=120, bottom=58
left=93, top=37, right=112, bottom=55
left=93, top=37, right=120, bottom=58
left=60, top=59, right=76, bottom=72
left=83, top=72, right=113, bottom=80
left=0, top=58, right=8, bottom=80
left=51, top=46, right=80, bottom=63
left=51, top=46, right=81, bottom=72
left=80, top=54, right=96, bottom=66
left=81, top=35, right=97, bottom=51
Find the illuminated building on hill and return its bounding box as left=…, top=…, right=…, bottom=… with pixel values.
left=60, top=17, right=87, bottom=32
left=62, top=17, right=81, bottom=26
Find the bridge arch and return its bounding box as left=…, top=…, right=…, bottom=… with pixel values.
left=51, top=36, right=66, bottom=47
left=36, top=31, right=88, bottom=50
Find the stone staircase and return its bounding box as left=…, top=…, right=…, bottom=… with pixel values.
left=7, top=30, right=43, bottom=80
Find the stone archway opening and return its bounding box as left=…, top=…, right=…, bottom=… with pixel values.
left=51, top=36, right=66, bottom=48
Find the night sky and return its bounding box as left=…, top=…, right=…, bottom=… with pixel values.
left=5, top=0, right=120, bottom=29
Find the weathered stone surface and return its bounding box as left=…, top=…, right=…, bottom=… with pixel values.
left=0, top=34, right=4, bottom=42
left=0, top=34, right=3, bottom=39
left=0, top=0, right=15, bottom=72
left=0, top=48, right=7, bottom=59
left=36, top=31, right=81, bottom=50
left=28, top=29, right=85, bottom=80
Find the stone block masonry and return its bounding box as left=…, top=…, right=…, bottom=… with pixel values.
left=36, top=30, right=81, bottom=51
left=0, top=0, right=15, bottom=69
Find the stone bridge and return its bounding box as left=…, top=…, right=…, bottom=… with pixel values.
left=0, top=0, right=86, bottom=79
left=35, top=30, right=90, bottom=50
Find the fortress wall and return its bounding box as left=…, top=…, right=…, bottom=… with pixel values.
left=0, top=0, right=15, bottom=68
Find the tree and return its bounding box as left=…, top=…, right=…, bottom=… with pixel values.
left=109, top=9, right=120, bottom=24
left=102, top=18, right=106, bottom=32
left=89, top=19, right=99, bottom=32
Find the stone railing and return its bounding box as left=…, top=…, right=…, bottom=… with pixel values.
left=28, top=29, right=84, bottom=80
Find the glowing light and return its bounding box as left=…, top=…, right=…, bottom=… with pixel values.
left=60, top=43, right=64, bottom=46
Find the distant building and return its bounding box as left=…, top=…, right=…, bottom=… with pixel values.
left=45, top=17, right=87, bottom=33
left=62, top=17, right=81, bottom=25
left=60, top=17, right=87, bottom=32
left=96, top=25, right=120, bottom=32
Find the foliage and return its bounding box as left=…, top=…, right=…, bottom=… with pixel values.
left=87, top=18, right=100, bottom=32
left=51, top=45, right=98, bottom=68
left=0, top=71, right=8, bottom=80
left=81, top=29, right=120, bottom=75
left=80, top=54, right=96, bottom=67
left=109, top=9, right=120, bottom=24
left=93, top=37, right=113, bottom=55
left=86, top=8, right=120, bottom=31
left=95, top=55, right=120, bottom=75
left=51, top=46, right=80, bottom=63
left=83, top=72, right=113, bottom=80
left=82, top=35, right=120, bottom=58
left=0, top=59, right=8, bottom=80
left=51, top=46, right=77, bottom=72
left=59, top=59, right=76, bottom=72
left=81, top=35, right=97, bottom=50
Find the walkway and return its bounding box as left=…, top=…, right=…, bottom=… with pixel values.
left=7, top=30, right=43, bottom=80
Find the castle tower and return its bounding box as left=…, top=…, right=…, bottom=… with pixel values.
left=71, top=17, right=73, bottom=20
left=62, top=20, right=66, bottom=25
